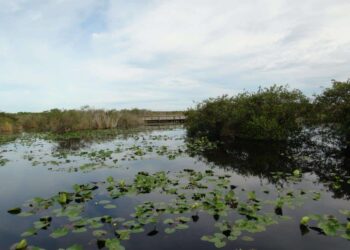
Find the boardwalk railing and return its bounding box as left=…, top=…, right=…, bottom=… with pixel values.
left=142, top=115, right=186, bottom=124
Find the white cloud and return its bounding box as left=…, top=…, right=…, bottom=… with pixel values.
left=0, top=0, right=350, bottom=112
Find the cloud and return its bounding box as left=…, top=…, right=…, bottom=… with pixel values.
left=0, top=0, right=349, bottom=112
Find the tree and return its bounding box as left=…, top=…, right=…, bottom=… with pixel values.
left=315, top=79, right=350, bottom=147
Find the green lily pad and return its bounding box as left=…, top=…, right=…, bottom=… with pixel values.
left=21, top=228, right=37, bottom=237
left=15, top=239, right=27, bottom=250
left=105, top=238, right=125, bottom=250
left=50, top=227, right=69, bottom=239
left=8, top=207, right=22, bottom=215
left=93, top=230, right=107, bottom=237
left=104, top=204, right=117, bottom=209
left=72, top=227, right=87, bottom=233
left=241, top=236, right=254, bottom=242
left=165, top=228, right=176, bottom=234
left=66, top=244, right=83, bottom=250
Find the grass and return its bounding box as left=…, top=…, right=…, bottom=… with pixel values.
left=0, top=108, right=184, bottom=134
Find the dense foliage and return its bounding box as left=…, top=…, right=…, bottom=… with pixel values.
left=185, top=85, right=311, bottom=141
left=314, top=80, right=350, bottom=146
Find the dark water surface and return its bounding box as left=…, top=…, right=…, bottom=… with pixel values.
left=0, top=126, right=349, bottom=250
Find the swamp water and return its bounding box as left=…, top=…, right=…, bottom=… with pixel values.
left=0, top=126, right=349, bottom=250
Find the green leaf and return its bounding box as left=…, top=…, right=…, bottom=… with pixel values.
left=105, top=239, right=125, bottom=250
left=107, top=176, right=114, bottom=183
left=293, top=169, right=301, bottom=177
left=104, top=204, right=117, bottom=209
left=98, top=200, right=111, bottom=205
left=165, top=228, right=176, bottom=234
left=116, top=229, right=130, bottom=240
left=66, top=244, right=83, bottom=250
left=300, top=216, right=310, bottom=225
left=201, top=235, right=211, bottom=242
left=176, top=224, right=189, bottom=230
left=214, top=240, right=226, bottom=248
left=163, top=218, right=174, bottom=224
left=317, top=217, right=340, bottom=236
left=72, top=227, right=87, bottom=233
left=339, top=210, right=350, bottom=217
left=18, top=212, right=34, bottom=217
left=177, top=216, right=190, bottom=223
left=50, top=227, right=69, bottom=239
left=241, top=236, right=254, bottom=242
left=34, top=220, right=50, bottom=229
left=93, top=230, right=107, bottom=237
left=21, top=228, right=37, bottom=237
left=8, top=207, right=22, bottom=215
left=89, top=221, right=104, bottom=229
left=15, top=239, right=27, bottom=250
left=58, top=192, right=68, bottom=204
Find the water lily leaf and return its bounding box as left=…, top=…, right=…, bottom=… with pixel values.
left=228, top=235, right=237, bottom=241
left=104, top=204, right=117, bottom=209
left=50, top=227, right=69, bottom=239
left=93, top=229, right=107, bottom=237
left=177, top=216, right=190, bottom=223
left=317, top=217, right=340, bottom=236
left=116, top=229, right=130, bottom=240
left=21, top=228, right=37, bottom=237
left=165, top=228, right=176, bottom=234
left=34, top=220, right=50, bottom=229
left=300, top=216, right=310, bottom=225
left=293, top=169, right=301, bottom=177
left=66, top=244, right=83, bottom=250
left=8, top=207, right=22, bottom=215
left=99, top=200, right=110, bottom=205
left=312, top=192, right=321, bottom=201
left=105, top=238, right=125, bottom=250
left=214, top=240, right=226, bottom=248
left=131, top=227, right=144, bottom=233
left=58, top=192, right=68, bottom=204
left=15, top=239, right=27, bottom=250
left=163, top=218, right=174, bottom=224
left=241, top=236, right=254, bottom=242
left=72, top=227, right=87, bottom=233
left=175, top=224, right=189, bottom=230
left=341, top=232, right=350, bottom=240
left=18, top=212, right=34, bottom=217
left=339, top=210, right=350, bottom=217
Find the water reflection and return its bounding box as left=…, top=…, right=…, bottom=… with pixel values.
left=1, top=127, right=349, bottom=249
left=193, top=135, right=350, bottom=199
left=53, top=125, right=182, bottom=152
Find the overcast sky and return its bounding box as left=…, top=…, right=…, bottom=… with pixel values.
left=0, top=0, right=349, bottom=112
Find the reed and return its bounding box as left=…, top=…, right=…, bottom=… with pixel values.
left=0, top=108, right=183, bottom=134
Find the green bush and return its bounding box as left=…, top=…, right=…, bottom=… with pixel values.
left=185, top=85, right=311, bottom=141
left=314, top=80, right=350, bottom=146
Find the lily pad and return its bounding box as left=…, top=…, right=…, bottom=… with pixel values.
left=50, top=227, right=69, bottom=239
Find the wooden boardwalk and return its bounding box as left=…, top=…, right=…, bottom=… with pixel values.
left=142, top=115, right=186, bottom=124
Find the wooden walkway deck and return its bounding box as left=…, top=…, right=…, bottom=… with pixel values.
left=142, top=115, right=186, bottom=124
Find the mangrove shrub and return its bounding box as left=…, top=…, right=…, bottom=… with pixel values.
left=185, top=85, right=310, bottom=141
left=314, top=80, right=350, bottom=146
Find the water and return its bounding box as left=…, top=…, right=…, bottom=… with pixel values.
left=0, top=126, right=349, bottom=249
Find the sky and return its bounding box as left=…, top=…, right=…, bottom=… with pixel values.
left=0, top=0, right=350, bottom=112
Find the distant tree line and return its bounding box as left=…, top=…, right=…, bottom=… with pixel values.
left=0, top=108, right=182, bottom=133
left=185, top=80, right=350, bottom=147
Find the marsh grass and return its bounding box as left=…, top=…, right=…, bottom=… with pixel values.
left=0, top=108, right=184, bottom=134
